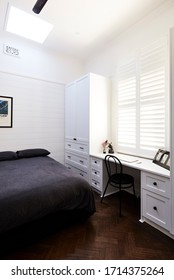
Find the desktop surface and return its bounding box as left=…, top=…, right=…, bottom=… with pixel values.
left=90, top=152, right=170, bottom=178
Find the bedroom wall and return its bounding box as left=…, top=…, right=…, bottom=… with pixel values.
left=0, top=31, right=84, bottom=163
left=84, top=0, right=174, bottom=77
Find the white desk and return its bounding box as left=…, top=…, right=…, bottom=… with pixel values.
left=90, top=152, right=170, bottom=178
left=90, top=152, right=172, bottom=237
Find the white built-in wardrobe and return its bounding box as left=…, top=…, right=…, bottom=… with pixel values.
left=64, top=73, right=111, bottom=182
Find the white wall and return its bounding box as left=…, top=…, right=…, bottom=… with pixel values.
left=0, top=30, right=84, bottom=163
left=84, top=1, right=174, bottom=78
left=0, top=32, right=84, bottom=85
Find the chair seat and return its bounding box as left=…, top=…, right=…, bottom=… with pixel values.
left=110, top=173, right=134, bottom=186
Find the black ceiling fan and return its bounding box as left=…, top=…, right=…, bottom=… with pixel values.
left=32, top=0, right=49, bottom=14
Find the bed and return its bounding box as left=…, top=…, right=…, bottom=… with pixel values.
left=0, top=149, right=96, bottom=234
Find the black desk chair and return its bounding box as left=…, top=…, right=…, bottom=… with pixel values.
left=101, top=155, right=135, bottom=216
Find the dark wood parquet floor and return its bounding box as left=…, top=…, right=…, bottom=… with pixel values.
left=1, top=191, right=174, bottom=260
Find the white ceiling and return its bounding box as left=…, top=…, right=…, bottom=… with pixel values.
left=0, top=0, right=169, bottom=59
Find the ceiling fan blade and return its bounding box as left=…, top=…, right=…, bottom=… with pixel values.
left=32, top=0, right=48, bottom=14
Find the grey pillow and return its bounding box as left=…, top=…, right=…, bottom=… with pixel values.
left=0, top=151, right=18, bottom=161
left=17, top=148, right=50, bottom=158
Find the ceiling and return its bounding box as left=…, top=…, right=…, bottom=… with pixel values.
left=0, top=0, right=169, bottom=59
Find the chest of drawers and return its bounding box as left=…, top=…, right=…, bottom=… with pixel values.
left=141, top=171, right=171, bottom=231
left=65, top=139, right=89, bottom=182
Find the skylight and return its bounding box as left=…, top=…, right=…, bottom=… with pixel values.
left=5, top=5, right=53, bottom=43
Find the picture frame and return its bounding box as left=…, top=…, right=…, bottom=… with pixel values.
left=0, top=96, right=13, bottom=128
left=153, top=149, right=170, bottom=170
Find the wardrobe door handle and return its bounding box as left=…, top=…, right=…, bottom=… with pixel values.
left=153, top=206, right=157, bottom=211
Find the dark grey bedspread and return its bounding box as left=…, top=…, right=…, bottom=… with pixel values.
left=0, top=156, right=96, bottom=233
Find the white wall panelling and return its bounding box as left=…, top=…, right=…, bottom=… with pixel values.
left=170, top=27, right=174, bottom=235
left=0, top=71, right=65, bottom=163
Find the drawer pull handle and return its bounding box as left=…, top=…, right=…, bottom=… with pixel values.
left=94, top=171, right=97, bottom=175
left=153, top=182, right=157, bottom=186
left=80, top=160, right=84, bottom=164
left=153, top=206, right=157, bottom=211
left=68, top=144, right=71, bottom=147
left=80, top=173, right=84, bottom=177
left=80, top=147, right=84, bottom=150
left=73, top=138, right=77, bottom=141
left=67, top=155, right=71, bottom=159
left=94, top=161, right=97, bottom=164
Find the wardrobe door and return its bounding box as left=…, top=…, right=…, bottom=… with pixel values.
left=75, top=75, right=89, bottom=142
left=65, top=82, right=76, bottom=140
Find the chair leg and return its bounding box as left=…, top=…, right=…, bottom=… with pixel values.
left=132, top=182, right=136, bottom=197
left=133, top=184, right=137, bottom=210
left=119, top=187, right=122, bottom=217
left=132, top=182, right=137, bottom=205
left=101, top=181, right=109, bottom=203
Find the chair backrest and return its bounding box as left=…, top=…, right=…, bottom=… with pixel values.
left=104, top=155, right=123, bottom=177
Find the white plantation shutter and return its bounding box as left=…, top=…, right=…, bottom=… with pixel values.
left=117, top=60, right=137, bottom=153
left=117, top=38, right=168, bottom=158
left=139, top=40, right=167, bottom=156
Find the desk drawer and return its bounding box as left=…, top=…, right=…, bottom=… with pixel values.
left=91, top=157, right=102, bottom=169
left=91, top=168, right=102, bottom=180
left=142, top=172, right=170, bottom=198
left=142, top=190, right=170, bottom=230
left=91, top=178, right=102, bottom=192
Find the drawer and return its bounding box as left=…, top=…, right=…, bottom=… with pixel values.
left=65, top=141, right=88, bottom=154
left=65, top=152, right=88, bottom=170
left=91, top=157, right=102, bottom=169
left=142, top=190, right=170, bottom=230
left=91, top=178, right=102, bottom=192
left=142, top=172, right=170, bottom=198
left=65, top=163, right=89, bottom=182
left=91, top=167, right=102, bottom=180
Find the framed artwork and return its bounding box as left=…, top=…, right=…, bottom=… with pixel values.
left=153, top=149, right=170, bottom=170
left=0, top=96, right=13, bottom=128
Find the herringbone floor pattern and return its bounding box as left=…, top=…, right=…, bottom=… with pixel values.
left=1, top=191, right=174, bottom=259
